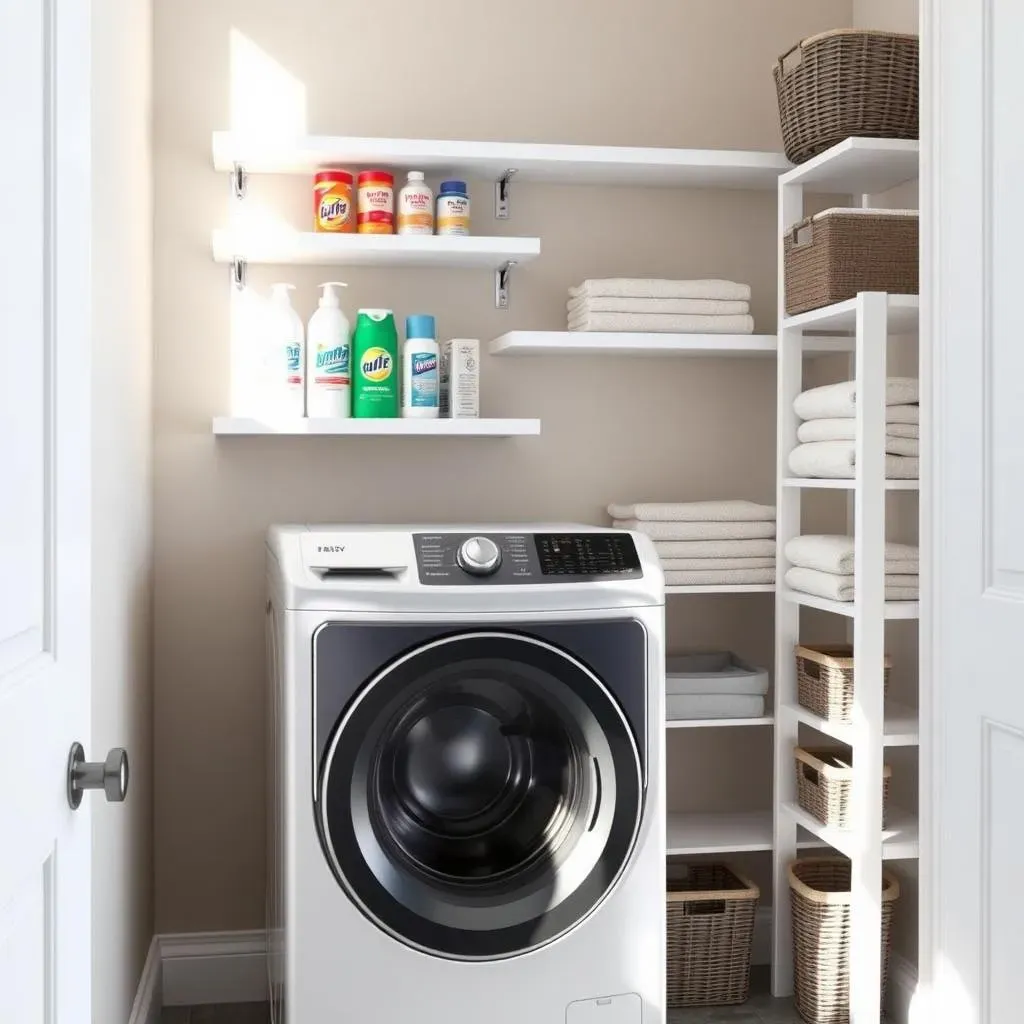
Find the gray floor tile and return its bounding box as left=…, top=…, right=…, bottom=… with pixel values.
left=188, top=1005, right=271, bottom=1024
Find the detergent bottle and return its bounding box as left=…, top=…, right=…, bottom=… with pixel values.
left=306, top=282, right=351, bottom=417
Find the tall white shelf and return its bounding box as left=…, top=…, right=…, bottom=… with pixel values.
left=771, top=139, right=919, bottom=1024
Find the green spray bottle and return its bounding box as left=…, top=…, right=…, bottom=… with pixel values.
left=351, top=309, right=399, bottom=418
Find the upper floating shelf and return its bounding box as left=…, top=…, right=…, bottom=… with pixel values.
left=779, top=137, right=919, bottom=194
left=212, top=132, right=792, bottom=190
left=783, top=294, right=919, bottom=334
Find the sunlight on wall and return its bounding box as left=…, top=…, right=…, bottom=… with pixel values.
left=229, top=27, right=306, bottom=137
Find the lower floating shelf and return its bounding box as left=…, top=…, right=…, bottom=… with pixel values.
left=667, top=716, right=774, bottom=729
left=779, top=587, right=919, bottom=620
left=666, top=584, right=775, bottom=595
left=666, top=810, right=824, bottom=856
left=212, top=417, right=541, bottom=437
left=784, top=802, right=920, bottom=861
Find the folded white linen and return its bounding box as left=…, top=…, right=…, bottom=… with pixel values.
left=785, top=535, right=919, bottom=575
left=666, top=654, right=770, bottom=696
left=616, top=519, right=776, bottom=541
left=666, top=694, right=766, bottom=721
left=567, top=311, right=755, bottom=334
left=662, top=557, right=776, bottom=571
left=785, top=566, right=919, bottom=602
left=569, top=278, right=751, bottom=301
left=653, top=539, right=777, bottom=559
left=608, top=500, right=776, bottom=522
left=567, top=296, right=749, bottom=316
left=794, top=377, right=919, bottom=420
left=664, top=567, right=776, bottom=586
left=787, top=442, right=919, bottom=479
left=885, top=405, right=920, bottom=425
left=797, top=419, right=919, bottom=441
left=886, top=436, right=919, bottom=457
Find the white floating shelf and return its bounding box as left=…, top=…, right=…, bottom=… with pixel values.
left=667, top=716, right=774, bottom=729
left=489, top=331, right=778, bottom=357
left=665, top=584, right=775, bottom=595
left=783, top=477, right=919, bottom=490
left=212, top=132, right=791, bottom=190
left=781, top=701, right=920, bottom=747
left=667, top=810, right=823, bottom=856
left=784, top=802, right=920, bottom=861
left=779, top=587, right=919, bottom=620
left=211, top=230, right=540, bottom=270
left=780, top=137, right=919, bottom=194
left=783, top=294, right=919, bottom=334
left=212, top=417, right=540, bottom=437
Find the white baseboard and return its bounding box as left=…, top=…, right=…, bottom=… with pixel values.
left=127, top=936, right=163, bottom=1024
left=160, top=930, right=268, bottom=1007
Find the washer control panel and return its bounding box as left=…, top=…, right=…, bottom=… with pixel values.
left=413, top=532, right=642, bottom=586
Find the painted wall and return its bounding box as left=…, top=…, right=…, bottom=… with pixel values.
left=152, top=0, right=851, bottom=931
left=91, top=1, right=155, bottom=1020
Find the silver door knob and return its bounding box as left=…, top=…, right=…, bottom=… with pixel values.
left=67, top=742, right=129, bottom=809
left=457, top=536, right=502, bottom=576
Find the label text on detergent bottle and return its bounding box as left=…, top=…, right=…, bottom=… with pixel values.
left=286, top=342, right=302, bottom=385
left=410, top=352, right=438, bottom=407
left=360, top=347, right=393, bottom=388
left=315, top=343, right=350, bottom=388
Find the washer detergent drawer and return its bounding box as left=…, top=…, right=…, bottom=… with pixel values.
left=566, top=993, right=642, bottom=1024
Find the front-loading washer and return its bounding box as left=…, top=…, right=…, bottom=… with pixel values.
left=266, top=524, right=665, bottom=1024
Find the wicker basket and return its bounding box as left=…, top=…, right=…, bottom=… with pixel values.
left=790, top=859, right=900, bottom=1024
left=773, top=29, right=919, bottom=165
left=795, top=746, right=892, bottom=829
left=784, top=208, right=919, bottom=316
left=666, top=864, right=759, bottom=1007
left=796, top=644, right=891, bottom=724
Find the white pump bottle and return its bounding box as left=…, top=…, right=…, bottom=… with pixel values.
left=266, top=283, right=305, bottom=418
left=306, top=282, right=352, bottom=418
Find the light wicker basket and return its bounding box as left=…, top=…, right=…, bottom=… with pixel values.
left=795, top=746, right=892, bottom=829
left=773, top=29, right=919, bottom=165
left=666, top=864, right=759, bottom=1008
left=796, top=644, right=891, bottom=724
left=783, top=208, right=919, bottom=316
left=790, top=859, right=900, bottom=1024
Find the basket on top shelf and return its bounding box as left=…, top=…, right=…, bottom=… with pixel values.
left=773, top=29, right=919, bottom=165
left=795, top=746, right=892, bottom=829
left=796, top=643, right=891, bottom=724
left=790, top=858, right=900, bottom=1024
left=666, top=864, right=759, bottom=1008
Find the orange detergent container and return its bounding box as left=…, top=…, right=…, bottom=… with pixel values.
left=357, top=170, right=395, bottom=234
left=314, top=170, right=356, bottom=232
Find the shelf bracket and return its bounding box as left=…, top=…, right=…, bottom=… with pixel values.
left=232, top=162, right=247, bottom=200
left=231, top=257, right=247, bottom=290
left=494, top=169, right=517, bottom=220
left=494, top=260, right=517, bottom=309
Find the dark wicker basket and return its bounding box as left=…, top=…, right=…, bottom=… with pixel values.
left=790, top=859, right=900, bottom=1024
left=795, top=746, right=892, bottom=829
left=773, top=29, right=919, bottom=165
left=667, top=864, right=759, bottom=1008
left=796, top=644, right=891, bottom=724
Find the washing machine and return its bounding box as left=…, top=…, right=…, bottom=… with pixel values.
left=266, top=524, right=665, bottom=1024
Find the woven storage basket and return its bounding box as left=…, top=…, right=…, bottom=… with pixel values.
left=666, top=864, right=759, bottom=1007
left=796, top=644, right=891, bottom=724
left=790, top=859, right=900, bottom=1024
left=795, top=746, right=892, bottom=829
left=784, top=208, right=919, bottom=316
left=773, top=29, right=919, bottom=165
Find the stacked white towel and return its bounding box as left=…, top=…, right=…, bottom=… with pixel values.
left=568, top=279, right=754, bottom=334
left=665, top=652, right=770, bottom=721
left=608, top=500, right=776, bottom=586
left=784, top=534, right=919, bottom=602
left=788, top=378, right=920, bottom=479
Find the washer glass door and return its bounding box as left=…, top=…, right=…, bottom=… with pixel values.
left=317, top=630, right=643, bottom=960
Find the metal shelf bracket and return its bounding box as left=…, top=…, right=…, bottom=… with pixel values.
left=232, top=163, right=247, bottom=200
left=231, top=257, right=247, bottom=290
left=494, top=169, right=517, bottom=219
left=494, top=261, right=517, bottom=309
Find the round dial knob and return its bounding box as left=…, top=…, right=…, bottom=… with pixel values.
left=457, top=536, right=502, bottom=576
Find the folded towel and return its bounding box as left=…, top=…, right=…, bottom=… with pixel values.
left=568, top=311, right=755, bottom=334
left=654, top=539, right=777, bottom=559
left=568, top=296, right=750, bottom=316
left=662, top=557, right=776, bottom=571
left=884, top=405, right=920, bottom=425
left=794, top=377, right=919, bottom=420
left=785, top=566, right=919, bottom=602
left=608, top=500, right=777, bottom=522
left=616, top=519, right=776, bottom=541
left=785, top=535, right=919, bottom=575
left=797, top=419, right=920, bottom=441
left=570, top=278, right=751, bottom=302
left=664, top=567, right=776, bottom=586
left=788, top=442, right=919, bottom=479
left=666, top=694, right=766, bottom=721
left=667, top=655, right=770, bottom=696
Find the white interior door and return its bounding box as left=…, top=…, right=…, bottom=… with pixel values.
left=924, top=1, right=1024, bottom=1022
left=0, top=1, right=93, bottom=1021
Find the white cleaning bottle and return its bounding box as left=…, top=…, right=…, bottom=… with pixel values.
left=402, top=314, right=440, bottom=418
left=306, top=281, right=352, bottom=418
left=266, top=283, right=305, bottom=418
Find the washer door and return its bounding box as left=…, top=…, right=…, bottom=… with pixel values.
left=317, top=630, right=643, bottom=960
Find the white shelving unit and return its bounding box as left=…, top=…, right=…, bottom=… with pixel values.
left=212, top=417, right=541, bottom=437
left=665, top=583, right=775, bottom=595
left=771, top=137, right=920, bottom=1024
left=667, top=811, right=826, bottom=856
left=667, top=716, right=774, bottom=730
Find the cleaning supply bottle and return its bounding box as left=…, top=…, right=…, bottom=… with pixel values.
left=352, top=309, right=399, bottom=418
left=306, top=282, right=352, bottom=418
left=397, top=171, right=434, bottom=235
left=266, top=283, right=304, bottom=418
left=402, top=315, right=440, bottom=418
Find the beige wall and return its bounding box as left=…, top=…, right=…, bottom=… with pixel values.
left=91, top=1, right=155, bottom=1020
left=854, top=0, right=918, bottom=33
left=153, top=0, right=851, bottom=931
